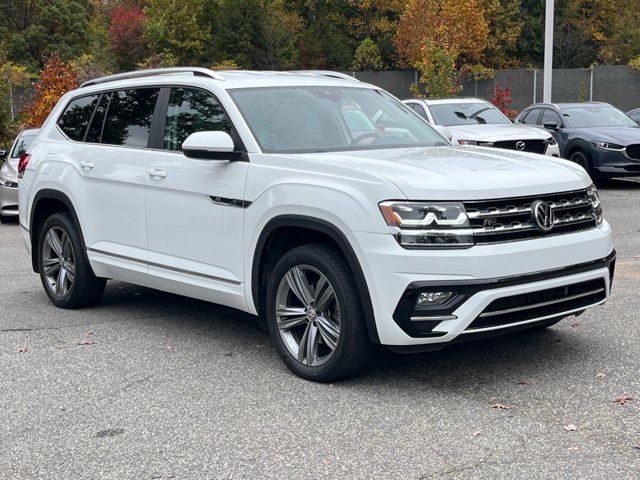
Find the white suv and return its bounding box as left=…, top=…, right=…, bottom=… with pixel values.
left=403, top=97, right=561, bottom=157
left=19, top=68, right=614, bottom=381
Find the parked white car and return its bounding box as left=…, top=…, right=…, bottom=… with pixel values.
left=403, top=97, right=561, bottom=157
left=0, top=128, right=39, bottom=223
left=19, top=69, right=613, bottom=381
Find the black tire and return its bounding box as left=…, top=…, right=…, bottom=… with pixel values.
left=569, top=149, right=605, bottom=185
left=265, top=244, right=376, bottom=382
left=37, top=212, right=106, bottom=308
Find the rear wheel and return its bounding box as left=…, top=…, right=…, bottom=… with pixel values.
left=37, top=212, right=105, bottom=308
left=265, top=244, right=376, bottom=382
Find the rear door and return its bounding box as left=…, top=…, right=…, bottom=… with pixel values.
left=144, top=86, right=249, bottom=309
left=59, top=88, right=161, bottom=272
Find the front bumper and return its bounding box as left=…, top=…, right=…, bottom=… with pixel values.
left=592, top=149, right=640, bottom=177
left=0, top=184, right=19, bottom=217
left=355, top=221, right=613, bottom=346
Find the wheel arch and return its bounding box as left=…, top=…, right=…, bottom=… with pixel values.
left=251, top=215, right=380, bottom=344
left=29, top=189, right=83, bottom=273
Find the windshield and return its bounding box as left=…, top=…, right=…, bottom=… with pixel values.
left=11, top=133, right=36, bottom=158
left=561, top=106, right=637, bottom=128
left=229, top=86, right=447, bottom=153
left=429, top=102, right=511, bottom=126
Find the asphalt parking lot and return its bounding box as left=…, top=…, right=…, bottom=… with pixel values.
left=1, top=180, right=639, bottom=479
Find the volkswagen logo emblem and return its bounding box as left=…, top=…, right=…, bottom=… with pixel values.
left=531, top=200, right=555, bottom=231
left=515, top=141, right=526, bottom=151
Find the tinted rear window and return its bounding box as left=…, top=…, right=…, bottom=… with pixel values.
left=85, top=93, right=111, bottom=144
left=57, top=95, right=100, bottom=141
left=101, top=89, right=160, bottom=147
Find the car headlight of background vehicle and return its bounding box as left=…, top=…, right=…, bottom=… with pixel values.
left=379, top=201, right=473, bottom=248
left=0, top=176, right=17, bottom=188
left=593, top=141, right=625, bottom=151
left=587, top=184, right=603, bottom=226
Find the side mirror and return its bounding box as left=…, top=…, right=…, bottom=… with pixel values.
left=543, top=121, right=560, bottom=131
left=182, top=131, right=245, bottom=161
left=433, top=125, right=453, bottom=142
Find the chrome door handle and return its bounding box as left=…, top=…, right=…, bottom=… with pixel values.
left=148, top=169, right=167, bottom=179
left=80, top=160, right=94, bottom=170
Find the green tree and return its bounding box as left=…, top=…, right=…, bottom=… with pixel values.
left=352, top=38, right=385, bottom=70
left=210, top=0, right=264, bottom=68
left=0, top=0, right=92, bottom=69
left=143, top=0, right=212, bottom=66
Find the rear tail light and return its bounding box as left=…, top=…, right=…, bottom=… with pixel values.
left=18, top=153, right=31, bottom=178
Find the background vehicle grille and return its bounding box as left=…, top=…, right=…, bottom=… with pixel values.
left=492, top=139, right=548, bottom=154
left=626, top=144, right=640, bottom=160
left=465, top=278, right=606, bottom=331
left=464, top=189, right=597, bottom=244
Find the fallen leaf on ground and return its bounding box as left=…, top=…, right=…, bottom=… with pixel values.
left=17, top=346, right=27, bottom=353
left=322, top=458, right=330, bottom=465
left=614, top=395, right=633, bottom=406
left=517, top=380, right=529, bottom=385
left=596, top=372, right=606, bottom=379
left=564, top=424, right=578, bottom=432
left=571, top=322, right=580, bottom=328
left=223, top=352, right=232, bottom=356
left=77, top=339, right=96, bottom=346
left=633, top=444, right=640, bottom=450
left=568, top=447, right=579, bottom=452
left=165, top=345, right=175, bottom=350
left=491, top=403, right=511, bottom=410
left=473, top=430, right=481, bottom=437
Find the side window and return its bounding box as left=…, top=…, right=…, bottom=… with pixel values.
left=413, top=103, right=430, bottom=121
left=86, top=93, right=111, bottom=143
left=163, top=88, right=232, bottom=151
left=57, top=95, right=100, bottom=141
left=542, top=109, right=563, bottom=127
left=102, top=88, right=160, bottom=147
left=520, top=109, right=540, bottom=125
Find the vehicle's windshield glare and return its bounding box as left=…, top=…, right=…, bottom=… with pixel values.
left=229, top=86, right=448, bottom=153
left=11, top=134, right=36, bottom=158
left=429, top=102, right=511, bottom=126
left=561, top=106, right=637, bottom=128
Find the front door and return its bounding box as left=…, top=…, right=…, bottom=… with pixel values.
left=145, top=87, right=249, bottom=310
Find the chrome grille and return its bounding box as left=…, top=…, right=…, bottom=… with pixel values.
left=492, top=139, right=548, bottom=154
left=465, top=278, right=606, bottom=331
left=464, top=189, right=598, bottom=244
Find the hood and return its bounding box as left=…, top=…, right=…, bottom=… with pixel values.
left=573, top=126, right=640, bottom=145
left=299, top=146, right=590, bottom=200
left=0, top=158, right=18, bottom=182
left=447, top=123, right=551, bottom=142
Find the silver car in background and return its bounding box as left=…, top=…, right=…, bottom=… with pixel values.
left=1, top=128, right=38, bottom=223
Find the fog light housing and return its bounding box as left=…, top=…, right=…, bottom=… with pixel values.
left=416, top=291, right=456, bottom=307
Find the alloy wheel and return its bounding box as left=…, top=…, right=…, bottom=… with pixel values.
left=275, top=265, right=341, bottom=367
left=42, top=226, right=75, bottom=298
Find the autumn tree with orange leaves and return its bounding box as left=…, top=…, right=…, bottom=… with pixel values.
left=21, top=54, right=78, bottom=129
left=395, top=0, right=489, bottom=98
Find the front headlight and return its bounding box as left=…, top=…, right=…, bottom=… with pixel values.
left=587, top=184, right=603, bottom=226
left=379, top=201, right=473, bottom=248
left=593, top=141, right=625, bottom=151
left=0, top=176, right=16, bottom=188
left=547, top=136, right=557, bottom=146
left=457, top=139, right=478, bottom=146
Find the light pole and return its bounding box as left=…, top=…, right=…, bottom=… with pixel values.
left=543, top=0, right=554, bottom=103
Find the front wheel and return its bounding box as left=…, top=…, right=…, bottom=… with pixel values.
left=37, top=212, right=106, bottom=308
left=265, top=244, right=376, bottom=382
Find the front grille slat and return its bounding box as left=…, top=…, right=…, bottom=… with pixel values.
left=626, top=144, right=640, bottom=160
left=466, top=278, right=607, bottom=331
left=464, top=188, right=597, bottom=244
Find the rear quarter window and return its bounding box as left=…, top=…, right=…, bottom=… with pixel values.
left=57, top=95, right=100, bottom=141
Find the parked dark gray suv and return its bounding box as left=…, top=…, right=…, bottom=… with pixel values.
left=516, top=102, right=640, bottom=181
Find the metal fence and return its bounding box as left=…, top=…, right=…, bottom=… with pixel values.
left=346, top=65, right=640, bottom=113
left=8, top=66, right=640, bottom=118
